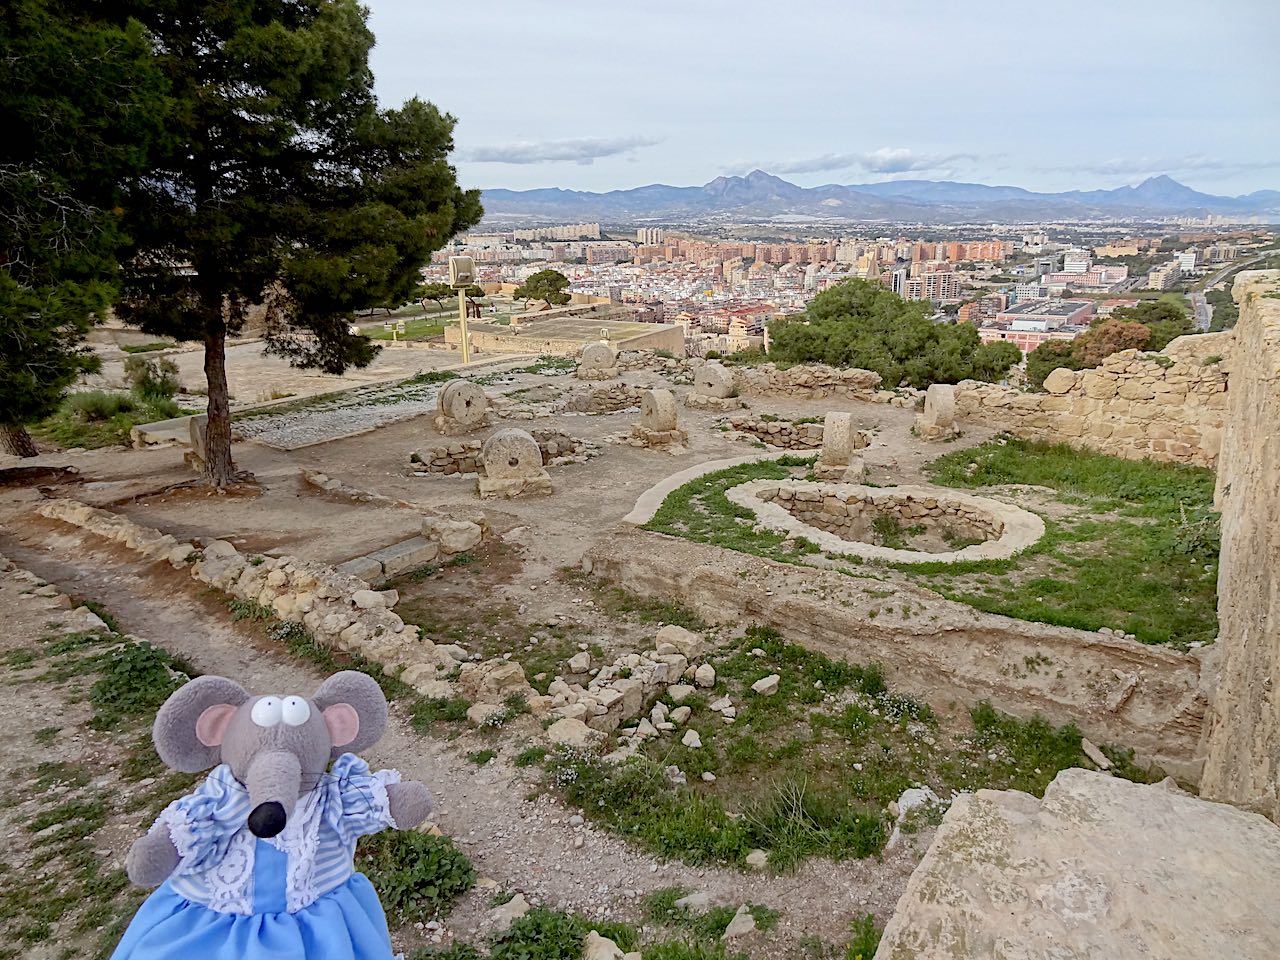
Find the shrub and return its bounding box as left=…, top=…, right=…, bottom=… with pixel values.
left=357, top=832, right=475, bottom=921
left=766, top=279, right=1021, bottom=388
left=123, top=355, right=181, bottom=402
left=64, top=390, right=136, bottom=422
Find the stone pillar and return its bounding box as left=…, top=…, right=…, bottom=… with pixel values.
left=914, top=384, right=960, bottom=441
left=434, top=380, right=490, bottom=435
left=577, top=342, right=619, bottom=380
left=629, top=388, right=688, bottom=451
left=816, top=412, right=867, bottom=480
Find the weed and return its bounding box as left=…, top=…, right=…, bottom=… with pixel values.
left=356, top=832, right=475, bottom=922
left=88, top=641, right=194, bottom=731
left=514, top=746, right=549, bottom=768
left=33, top=727, right=59, bottom=745
left=411, top=696, right=472, bottom=732
left=845, top=914, right=882, bottom=960
left=467, top=749, right=497, bottom=765
left=488, top=907, right=638, bottom=960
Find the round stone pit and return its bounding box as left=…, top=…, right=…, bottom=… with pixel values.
left=726, top=479, right=1045, bottom=564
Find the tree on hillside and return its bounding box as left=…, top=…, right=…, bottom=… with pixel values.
left=1107, top=298, right=1193, bottom=352
left=1075, top=319, right=1151, bottom=367
left=1025, top=297, right=1196, bottom=391
left=0, top=0, right=165, bottom=456
left=514, top=269, right=571, bottom=309
left=767, top=279, right=1022, bottom=389
left=416, top=281, right=455, bottom=311
left=115, top=0, right=481, bottom=485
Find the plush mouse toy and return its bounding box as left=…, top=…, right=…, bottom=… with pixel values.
left=112, top=671, right=433, bottom=960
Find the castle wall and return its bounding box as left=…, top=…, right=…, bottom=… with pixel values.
left=1200, top=270, right=1280, bottom=821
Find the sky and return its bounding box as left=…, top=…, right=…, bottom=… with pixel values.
left=365, top=0, right=1280, bottom=197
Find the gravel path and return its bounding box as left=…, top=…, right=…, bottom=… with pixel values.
left=0, top=520, right=930, bottom=959
left=234, top=380, right=449, bottom=450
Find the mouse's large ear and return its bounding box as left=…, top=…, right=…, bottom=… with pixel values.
left=312, top=671, right=388, bottom=757
left=153, top=676, right=250, bottom=772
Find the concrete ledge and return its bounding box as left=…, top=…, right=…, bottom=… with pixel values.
left=622, top=451, right=794, bottom=526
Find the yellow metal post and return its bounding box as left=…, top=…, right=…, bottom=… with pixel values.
left=458, top=289, right=471, bottom=364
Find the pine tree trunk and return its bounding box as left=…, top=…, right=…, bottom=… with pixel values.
left=203, top=323, right=237, bottom=486
left=1, top=423, right=39, bottom=458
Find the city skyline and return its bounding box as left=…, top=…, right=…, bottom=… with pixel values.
left=366, top=0, right=1280, bottom=196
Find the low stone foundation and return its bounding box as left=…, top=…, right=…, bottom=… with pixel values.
left=683, top=392, right=744, bottom=412
left=953, top=336, right=1230, bottom=467
left=726, top=416, right=825, bottom=450
left=560, top=382, right=645, bottom=414
left=411, top=430, right=597, bottom=476
left=585, top=528, right=1208, bottom=779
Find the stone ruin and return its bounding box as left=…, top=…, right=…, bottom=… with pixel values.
left=476, top=427, right=552, bottom=499
left=684, top=361, right=745, bottom=411
left=184, top=413, right=208, bottom=473
left=725, top=414, right=824, bottom=450
left=575, top=341, right=619, bottom=380
left=914, top=383, right=960, bottom=441
left=814, top=411, right=870, bottom=481
left=411, top=430, right=599, bottom=476
left=433, top=379, right=492, bottom=435
left=559, top=381, right=645, bottom=414
left=627, top=388, right=688, bottom=451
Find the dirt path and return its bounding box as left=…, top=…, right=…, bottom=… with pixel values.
left=0, top=520, right=929, bottom=958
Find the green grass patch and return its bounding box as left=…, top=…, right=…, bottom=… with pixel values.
left=367, top=317, right=446, bottom=341
left=643, top=437, right=1218, bottom=647
left=119, top=342, right=173, bottom=354
left=356, top=832, right=475, bottom=922
left=467, top=749, right=497, bottom=765
left=918, top=437, right=1220, bottom=647
left=31, top=391, right=191, bottom=450
left=541, top=626, right=1156, bottom=872
left=845, top=914, right=882, bottom=960
left=488, top=907, right=638, bottom=960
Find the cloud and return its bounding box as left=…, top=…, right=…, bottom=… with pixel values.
left=462, top=136, right=662, bottom=166
left=724, top=147, right=978, bottom=178
left=1046, top=155, right=1280, bottom=178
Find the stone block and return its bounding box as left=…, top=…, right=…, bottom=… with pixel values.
left=367, top=537, right=439, bottom=578
left=1042, top=367, right=1078, bottom=395
left=877, top=769, right=1280, bottom=959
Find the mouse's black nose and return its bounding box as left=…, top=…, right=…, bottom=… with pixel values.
left=248, top=801, right=287, bottom=838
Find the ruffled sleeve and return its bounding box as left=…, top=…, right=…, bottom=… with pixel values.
left=323, top=753, right=406, bottom=846
left=153, top=764, right=251, bottom=875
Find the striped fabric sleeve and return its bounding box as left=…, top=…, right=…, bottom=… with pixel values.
left=329, top=754, right=402, bottom=845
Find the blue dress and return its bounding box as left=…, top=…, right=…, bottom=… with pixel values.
left=112, top=754, right=407, bottom=960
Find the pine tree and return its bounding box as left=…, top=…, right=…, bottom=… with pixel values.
left=0, top=1, right=165, bottom=456
left=115, top=0, right=481, bottom=484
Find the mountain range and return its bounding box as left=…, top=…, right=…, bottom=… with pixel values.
left=479, top=171, right=1280, bottom=224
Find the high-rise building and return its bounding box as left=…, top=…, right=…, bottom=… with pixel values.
left=635, top=227, right=666, bottom=245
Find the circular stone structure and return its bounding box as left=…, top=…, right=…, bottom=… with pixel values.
left=726, top=479, right=1045, bottom=564
left=694, top=362, right=735, bottom=399
left=481, top=428, right=544, bottom=479
left=640, top=389, right=678, bottom=431
left=438, top=380, right=487, bottom=426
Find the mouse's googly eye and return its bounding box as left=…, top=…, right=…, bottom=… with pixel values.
left=251, top=696, right=283, bottom=727
left=281, top=696, right=311, bottom=726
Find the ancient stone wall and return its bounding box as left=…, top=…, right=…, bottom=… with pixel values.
left=587, top=528, right=1209, bottom=779
left=1201, top=270, right=1280, bottom=821
left=726, top=416, right=825, bottom=450
left=953, top=334, right=1231, bottom=466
